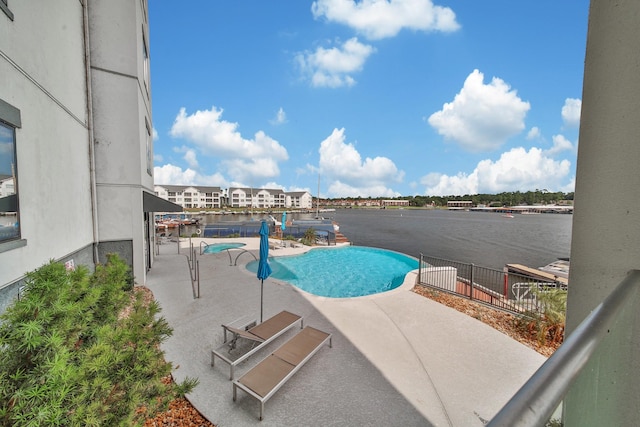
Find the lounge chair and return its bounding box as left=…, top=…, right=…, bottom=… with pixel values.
left=268, top=239, right=283, bottom=250
left=211, top=310, right=303, bottom=380
left=232, top=326, right=332, bottom=420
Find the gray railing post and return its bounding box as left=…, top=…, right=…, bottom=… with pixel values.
left=503, top=266, right=509, bottom=298
left=469, top=263, right=474, bottom=301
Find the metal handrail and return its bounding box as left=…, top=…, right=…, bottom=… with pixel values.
left=419, top=254, right=564, bottom=315
left=227, top=248, right=257, bottom=266
left=487, top=269, right=640, bottom=427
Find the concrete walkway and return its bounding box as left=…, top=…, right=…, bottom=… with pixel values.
left=146, top=238, right=546, bottom=426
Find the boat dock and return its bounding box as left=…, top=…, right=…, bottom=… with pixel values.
left=506, top=263, right=569, bottom=286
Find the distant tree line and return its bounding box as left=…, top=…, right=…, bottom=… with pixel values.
left=323, top=190, right=574, bottom=208
left=406, top=190, right=573, bottom=207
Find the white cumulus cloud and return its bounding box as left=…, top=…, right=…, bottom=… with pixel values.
left=169, top=106, right=288, bottom=183
left=318, top=128, right=403, bottom=197
left=562, top=98, right=581, bottom=128
left=174, top=147, right=199, bottom=169
left=428, top=69, right=531, bottom=152
left=270, top=107, right=288, bottom=125
left=422, top=147, right=572, bottom=196
left=421, top=171, right=477, bottom=196
left=544, top=134, right=574, bottom=156
left=526, top=127, right=541, bottom=140
left=311, top=0, right=460, bottom=40
left=295, top=37, right=375, bottom=88
left=154, top=164, right=198, bottom=186
left=154, top=164, right=229, bottom=187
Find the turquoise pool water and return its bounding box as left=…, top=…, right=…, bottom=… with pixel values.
left=203, top=242, right=246, bottom=254
left=247, top=246, right=418, bottom=298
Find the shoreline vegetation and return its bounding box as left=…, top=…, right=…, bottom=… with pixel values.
left=178, top=204, right=573, bottom=214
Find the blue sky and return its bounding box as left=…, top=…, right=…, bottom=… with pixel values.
left=149, top=0, right=589, bottom=198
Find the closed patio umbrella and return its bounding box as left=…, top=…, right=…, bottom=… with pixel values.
left=281, top=211, right=287, bottom=244
left=257, top=220, right=272, bottom=323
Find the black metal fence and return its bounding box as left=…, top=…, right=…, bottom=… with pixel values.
left=201, top=222, right=337, bottom=245
left=418, top=254, right=567, bottom=316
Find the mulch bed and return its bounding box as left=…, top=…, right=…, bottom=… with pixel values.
left=142, top=396, right=215, bottom=427
left=412, top=285, right=561, bottom=357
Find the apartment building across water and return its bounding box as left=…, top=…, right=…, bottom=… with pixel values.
left=154, top=185, right=313, bottom=210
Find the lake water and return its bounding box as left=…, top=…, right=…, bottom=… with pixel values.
left=332, top=208, right=572, bottom=270
left=190, top=208, right=572, bottom=271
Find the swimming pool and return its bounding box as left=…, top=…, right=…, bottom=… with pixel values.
left=202, top=242, right=246, bottom=254
left=246, top=246, right=418, bottom=298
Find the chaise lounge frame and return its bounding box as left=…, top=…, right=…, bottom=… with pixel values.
left=211, top=310, right=303, bottom=380
left=232, top=325, right=332, bottom=420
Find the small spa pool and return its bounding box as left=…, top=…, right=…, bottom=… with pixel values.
left=202, top=242, right=246, bottom=254
left=246, top=246, right=418, bottom=298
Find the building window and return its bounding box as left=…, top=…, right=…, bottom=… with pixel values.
left=1, top=0, right=14, bottom=21
left=142, top=30, right=150, bottom=97
left=141, top=0, right=148, bottom=23
left=145, top=118, right=152, bottom=175
left=0, top=98, right=21, bottom=243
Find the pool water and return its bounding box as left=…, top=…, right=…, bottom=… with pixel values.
left=203, top=242, right=246, bottom=254
left=247, top=246, right=418, bottom=298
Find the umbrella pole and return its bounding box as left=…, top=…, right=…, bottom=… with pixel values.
left=260, top=279, right=264, bottom=323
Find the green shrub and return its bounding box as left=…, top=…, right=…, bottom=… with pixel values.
left=301, top=227, right=317, bottom=246
left=0, top=254, right=197, bottom=426
left=517, top=286, right=567, bottom=346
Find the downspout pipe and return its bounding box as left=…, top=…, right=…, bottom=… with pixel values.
left=82, top=0, right=100, bottom=266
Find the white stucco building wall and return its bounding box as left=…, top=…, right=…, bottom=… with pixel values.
left=0, top=2, right=95, bottom=311
left=0, top=1, right=175, bottom=313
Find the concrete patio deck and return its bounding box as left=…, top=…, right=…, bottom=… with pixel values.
left=145, top=237, right=546, bottom=426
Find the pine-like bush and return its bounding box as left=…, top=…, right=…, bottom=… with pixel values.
left=0, top=254, right=197, bottom=426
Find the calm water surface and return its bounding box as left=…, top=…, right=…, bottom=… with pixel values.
left=193, top=208, right=572, bottom=271
left=332, top=209, right=572, bottom=270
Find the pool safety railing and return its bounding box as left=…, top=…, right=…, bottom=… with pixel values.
left=226, top=248, right=257, bottom=266
left=199, top=241, right=257, bottom=265
left=186, top=238, right=199, bottom=299
left=199, top=221, right=338, bottom=244
left=313, top=230, right=337, bottom=246
left=418, top=255, right=565, bottom=316
left=487, top=270, right=640, bottom=426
